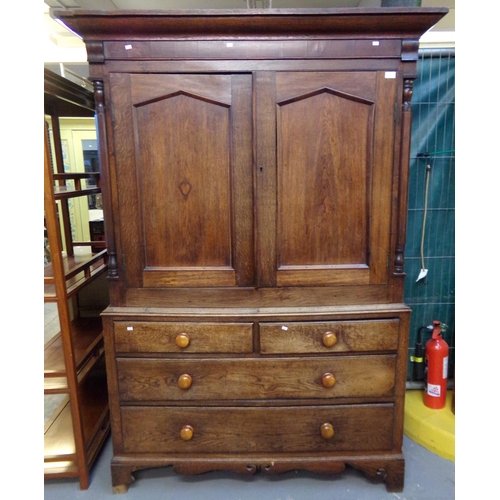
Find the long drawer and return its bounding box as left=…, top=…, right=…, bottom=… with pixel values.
left=260, top=319, right=400, bottom=354
left=117, top=355, right=396, bottom=401
left=114, top=321, right=253, bottom=353
left=121, top=404, right=395, bottom=454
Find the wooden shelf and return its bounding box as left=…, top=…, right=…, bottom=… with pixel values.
left=44, top=461, right=79, bottom=479
left=53, top=172, right=100, bottom=181
left=44, top=249, right=108, bottom=302
left=44, top=68, right=94, bottom=117
left=44, top=398, right=77, bottom=464
left=44, top=357, right=109, bottom=472
left=44, top=316, right=105, bottom=392
left=54, top=185, right=102, bottom=200
left=52, top=172, right=101, bottom=200
left=44, top=377, right=69, bottom=394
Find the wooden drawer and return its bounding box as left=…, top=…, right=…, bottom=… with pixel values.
left=260, top=319, right=399, bottom=354
left=114, top=322, right=253, bottom=353
left=117, top=355, right=396, bottom=402
left=121, top=404, right=395, bottom=454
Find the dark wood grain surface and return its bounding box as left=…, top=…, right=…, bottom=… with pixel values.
left=54, top=7, right=448, bottom=493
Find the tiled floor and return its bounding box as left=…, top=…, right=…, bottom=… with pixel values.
left=43, top=434, right=454, bottom=500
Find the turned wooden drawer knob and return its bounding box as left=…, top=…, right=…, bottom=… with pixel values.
left=320, top=422, right=335, bottom=440
left=175, top=333, right=190, bottom=348
left=180, top=425, right=194, bottom=441
left=321, top=372, right=336, bottom=388
left=322, top=331, right=337, bottom=348
left=178, top=374, right=193, bottom=390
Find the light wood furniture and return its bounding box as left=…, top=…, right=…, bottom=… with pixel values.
left=55, top=7, right=447, bottom=493
left=44, top=69, right=110, bottom=489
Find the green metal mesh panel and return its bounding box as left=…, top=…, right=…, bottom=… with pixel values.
left=405, top=49, right=455, bottom=382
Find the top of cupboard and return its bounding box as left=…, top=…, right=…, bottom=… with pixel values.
left=53, top=7, right=448, bottom=42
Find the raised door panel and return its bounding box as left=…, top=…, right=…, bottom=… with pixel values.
left=258, top=71, right=396, bottom=287
left=278, top=89, right=370, bottom=272
left=109, top=73, right=253, bottom=288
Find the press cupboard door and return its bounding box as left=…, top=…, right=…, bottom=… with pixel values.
left=256, top=71, right=397, bottom=287
left=109, top=73, right=254, bottom=288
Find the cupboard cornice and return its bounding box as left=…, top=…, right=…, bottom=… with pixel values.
left=55, top=8, right=448, bottom=42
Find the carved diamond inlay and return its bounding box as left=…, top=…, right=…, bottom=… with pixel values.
left=178, top=178, right=192, bottom=200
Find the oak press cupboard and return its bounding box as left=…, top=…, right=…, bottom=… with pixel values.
left=55, top=7, right=447, bottom=493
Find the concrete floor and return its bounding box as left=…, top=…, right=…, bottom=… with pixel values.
left=44, top=435, right=454, bottom=500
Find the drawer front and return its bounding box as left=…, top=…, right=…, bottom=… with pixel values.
left=114, top=322, right=253, bottom=353
left=121, top=404, right=395, bottom=454
left=260, top=319, right=399, bottom=354
left=117, top=355, right=396, bottom=401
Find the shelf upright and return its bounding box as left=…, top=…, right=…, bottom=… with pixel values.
left=43, top=68, right=110, bottom=489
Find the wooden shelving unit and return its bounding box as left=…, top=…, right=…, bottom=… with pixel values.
left=43, top=68, right=110, bottom=489
left=44, top=249, right=108, bottom=302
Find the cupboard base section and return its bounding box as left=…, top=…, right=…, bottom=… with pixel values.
left=110, top=453, right=404, bottom=493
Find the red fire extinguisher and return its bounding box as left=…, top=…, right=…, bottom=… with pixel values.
left=424, top=320, right=449, bottom=409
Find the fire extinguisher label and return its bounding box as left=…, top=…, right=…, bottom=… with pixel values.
left=427, top=383, right=441, bottom=397
left=443, top=356, right=448, bottom=379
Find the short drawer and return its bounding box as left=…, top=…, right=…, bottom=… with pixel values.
left=114, top=322, right=253, bottom=354
left=117, top=355, right=396, bottom=402
left=121, top=404, right=395, bottom=454
left=260, top=319, right=399, bottom=354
